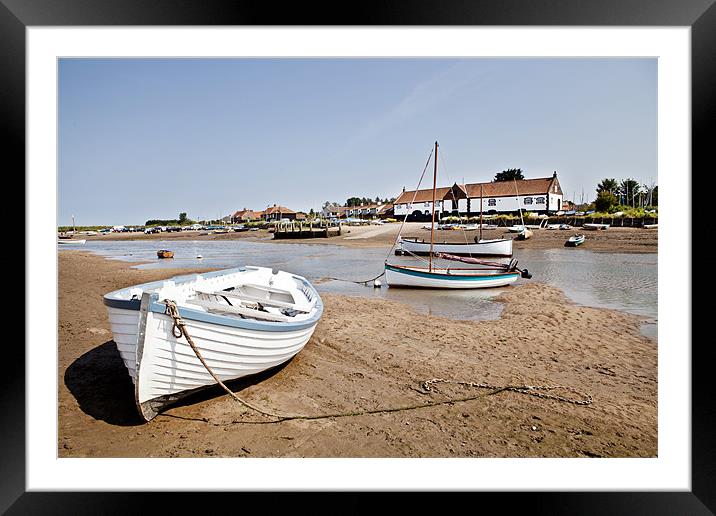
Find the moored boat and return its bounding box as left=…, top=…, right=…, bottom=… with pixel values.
left=385, top=141, right=531, bottom=289
left=58, top=238, right=86, bottom=244
left=157, top=250, right=174, bottom=258
left=397, top=235, right=512, bottom=257
left=564, top=234, right=585, bottom=247
left=385, top=262, right=522, bottom=288
left=643, top=223, right=658, bottom=229
left=583, top=223, right=610, bottom=230
left=103, top=266, right=323, bottom=421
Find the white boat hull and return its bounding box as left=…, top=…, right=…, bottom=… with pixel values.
left=583, top=223, right=610, bottom=230
left=104, top=266, right=323, bottom=421
left=385, top=264, right=520, bottom=289
left=58, top=239, right=86, bottom=244
left=398, top=237, right=512, bottom=257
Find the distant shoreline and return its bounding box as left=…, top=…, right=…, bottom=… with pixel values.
left=75, top=222, right=658, bottom=254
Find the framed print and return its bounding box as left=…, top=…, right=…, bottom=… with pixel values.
left=7, top=0, right=713, bottom=512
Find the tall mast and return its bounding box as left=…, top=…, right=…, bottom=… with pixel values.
left=429, top=140, right=438, bottom=272
left=479, top=184, right=483, bottom=241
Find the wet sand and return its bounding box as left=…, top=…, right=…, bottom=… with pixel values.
left=58, top=251, right=657, bottom=458
left=81, top=222, right=657, bottom=253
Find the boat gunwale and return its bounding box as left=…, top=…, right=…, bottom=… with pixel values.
left=104, top=266, right=323, bottom=332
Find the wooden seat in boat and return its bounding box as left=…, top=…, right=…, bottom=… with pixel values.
left=193, top=287, right=311, bottom=313
left=187, top=298, right=294, bottom=322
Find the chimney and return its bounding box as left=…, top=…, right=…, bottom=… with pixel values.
left=402, top=186, right=405, bottom=192
left=553, top=171, right=557, bottom=178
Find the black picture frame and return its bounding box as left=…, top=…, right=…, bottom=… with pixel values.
left=7, top=0, right=712, bottom=512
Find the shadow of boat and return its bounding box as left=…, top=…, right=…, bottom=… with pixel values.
left=64, top=340, right=293, bottom=426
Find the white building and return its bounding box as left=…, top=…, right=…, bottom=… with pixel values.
left=393, top=173, right=564, bottom=218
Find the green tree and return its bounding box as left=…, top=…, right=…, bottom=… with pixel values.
left=494, top=168, right=524, bottom=182
left=594, top=191, right=617, bottom=212
left=596, top=178, right=619, bottom=196
left=619, top=178, right=641, bottom=207
left=179, top=212, right=188, bottom=224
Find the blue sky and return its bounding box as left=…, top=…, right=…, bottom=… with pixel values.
left=58, top=58, right=656, bottom=226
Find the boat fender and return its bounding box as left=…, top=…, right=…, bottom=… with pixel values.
left=521, top=269, right=532, bottom=279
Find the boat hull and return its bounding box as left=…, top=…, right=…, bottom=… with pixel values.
left=397, top=237, right=512, bottom=257
left=104, top=267, right=323, bottom=421
left=384, top=264, right=520, bottom=289
left=564, top=236, right=585, bottom=247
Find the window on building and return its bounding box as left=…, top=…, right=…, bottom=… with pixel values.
left=536, top=197, right=545, bottom=204
left=524, top=197, right=533, bottom=205
left=487, top=199, right=496, bottom=206
left=424, top=202, right=430, bottom=207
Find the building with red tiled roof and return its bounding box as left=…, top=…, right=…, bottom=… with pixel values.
left=231, top=208, right=261, bottom=223
left=394, top=172, right=563, bottom=218
left=263, top=204, right=297, bottom=221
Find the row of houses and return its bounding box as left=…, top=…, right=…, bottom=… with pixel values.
left=228, top=172, right=565, bottom=224
left=231, top=205, right=305, bottom=223
left=393, top=172, right=564, bottom=218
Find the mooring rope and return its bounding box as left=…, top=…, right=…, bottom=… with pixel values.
left=322, top=271, right=386, bottom=285
left=322, top=146, right=435, bottom=286
left=162, top=299, right=592, bottom=423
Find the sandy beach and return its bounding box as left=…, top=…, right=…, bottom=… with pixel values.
left=58, top=249, right=657, bottom=458
left=82, top=222, right=658, bottom=253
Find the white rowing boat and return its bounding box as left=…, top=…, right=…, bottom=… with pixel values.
left=583, top=223, right=610, bottom=230
left=564, top=234, right=585, bottom=247
left=397, top=236, right=512, bottom=257
left=104, top=266, right=323, bottom=421
left=58, top=238, right=86, bottom=244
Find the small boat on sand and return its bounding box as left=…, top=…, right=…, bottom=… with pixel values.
left=104, top=266, right=323, bottom=421
left=515, top=228, right=533, bottom=240
left=565, top=234, right=585, bottom=247
left=643, top=223, right=658, bottom=229
left=583, top=223, right=610, bottom=230
left=58, top=238, right=86, bottom=244
left=157, top=250, right=174, bottom=259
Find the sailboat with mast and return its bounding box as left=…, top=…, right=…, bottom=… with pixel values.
left=58, top=215, right=86, bottom=244
left=385, top=141, right=531, bottom=289
left=396, top=182, right=513, bottom=257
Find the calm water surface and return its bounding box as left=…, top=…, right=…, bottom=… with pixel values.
left=60, top=239, right=657, bottom=339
